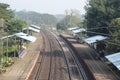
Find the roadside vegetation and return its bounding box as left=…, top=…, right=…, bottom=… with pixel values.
left=0, top=3, right=27, bottom=67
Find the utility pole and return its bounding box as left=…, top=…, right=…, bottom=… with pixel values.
left=0, top=18, right=4, bottom=67
left=0, top=39, right=2, bottom=68
left=0, top=19, right=5, bottom=36
left=6, top=35, right=9, bottom=60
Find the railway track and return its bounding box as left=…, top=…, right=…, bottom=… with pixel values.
left=60, top=34, right=120, bottom=80
left=83, top=47, right=120, bottom=80
left=29, top=29, right=96, bottom=80
left=59, top=34, right=96, bottom=80
left=29, top=30, right=69, bottom=80
left=31, top=30, right=52, bottom=80
left=58, top=36, right=88, bottom=80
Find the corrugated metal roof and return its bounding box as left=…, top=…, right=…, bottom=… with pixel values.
left=0, top=35, right=14, bottom=40
left=15, top=32, right=36, bottom=42
left=83, top=35, right=108, bottom=44
left=0, top=32, right=36, bottom=42
left=106, top=52, right=120, bottom=70
left=0, top=33, right=28, bottom=40
left=15, top=32, right=27, bottom=36
left=67, top=27, right=79, bottom=30
left=31, top=25, right=40, bottom=29
left=72, top=28, right=86, bottom=34
left=23, top=27, right=40, bottom=33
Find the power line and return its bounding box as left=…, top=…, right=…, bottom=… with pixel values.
left=70, top=27, right=120, bottom=47
left=87, top=27, right=108, bottom=30
left=85, top=31, right=109, bottom=36
left=86, top=26, right=117, bottom=30
left=84, top=30, right=120, bottom=47
left=104, top=40, right=120, bottom=47
left=85, top=30, right=120, bottom=37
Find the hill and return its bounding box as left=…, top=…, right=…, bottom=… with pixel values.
left=15, top=10, right=58, bottom=26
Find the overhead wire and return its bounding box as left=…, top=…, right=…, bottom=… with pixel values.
left=84, top=29, right=120, bottom=47
left=69, top=26, right=120, bottom=46
left=104, top=40, right=120, bottom=47
left=85, top=31, right=110, bottom=36
left=86, top=26, right=117, bottom=30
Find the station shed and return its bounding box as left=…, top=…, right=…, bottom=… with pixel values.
left=23, top=27, right=40, bottom=33
left=14, top=32, right=36, bottom=42
left=72, top=28, right=86, bottom=34
left=67, top=26, right=79, bottom=36
left=71, top=28, right=86, bottom=43
left=23, top=26, right=40, bottom=35
left=67, top=26, right=79, bottom=31
left=15, top=32, right=36, bottom=57
left=30, top=24, right=41, bottom=30
left=0, top=32, right=36, bottom=60
left=83, top=35, right=108, bottom=53
left=83, top=35, right=108, bottom=44
left=105, top=52, right=120, bottom=70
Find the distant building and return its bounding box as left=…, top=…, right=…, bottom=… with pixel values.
left=51, top=26, right=56, bottom=30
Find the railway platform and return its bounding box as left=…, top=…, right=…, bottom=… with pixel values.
left=0, top=33, right=42, bottom=80
left=61, top=33, right=120, bottom=80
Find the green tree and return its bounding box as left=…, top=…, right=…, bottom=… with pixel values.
left=6, top=18, right=27, bottom=34
left=57, top=9, right=82, bottom=30
left=85, top=0, right=120, bottom=36
left=15, top=11, right=58, bottom=26
left=85, top=0, right=120, bottom=53
left=0, top=3, right=13, bottom=20
left=0, top=3, right=14, bottom=36
left=107, top=18, right=120, bottom=53
left=65, top=9, right=81, bottom=27
left=109, top=18, right=120, bottom=32
left=56, top=20, right=67, bottom=30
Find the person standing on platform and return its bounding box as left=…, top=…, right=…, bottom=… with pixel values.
left=96, top=41, right=106, bottom=53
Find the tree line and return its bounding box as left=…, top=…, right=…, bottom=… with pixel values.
left=56, top=9, right=82, bottom=30
left=84, top=0, right=120, bottom=53
left=15, top=10, right=58, bottom=27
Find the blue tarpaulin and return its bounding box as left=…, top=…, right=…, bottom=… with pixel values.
left=83, top=35, right=108, bottom=44
left=106, top=52, right=120, bottom=70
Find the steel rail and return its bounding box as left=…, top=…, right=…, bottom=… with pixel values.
left=50, top=30, right=88, bottom=80
left=34, top=31, right=46, bottom=80
left=59, top=34, right=96, bottom=80
left=47, top=30, right=73, bottom=80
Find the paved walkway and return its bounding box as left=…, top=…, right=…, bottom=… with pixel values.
left=0, top=33, right=42, bottom=80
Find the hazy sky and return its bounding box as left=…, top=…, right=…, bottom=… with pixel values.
left=1, top=0, right=87, bottom=15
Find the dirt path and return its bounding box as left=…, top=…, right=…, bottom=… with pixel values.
left=0, top=33, right=42, bottom=80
